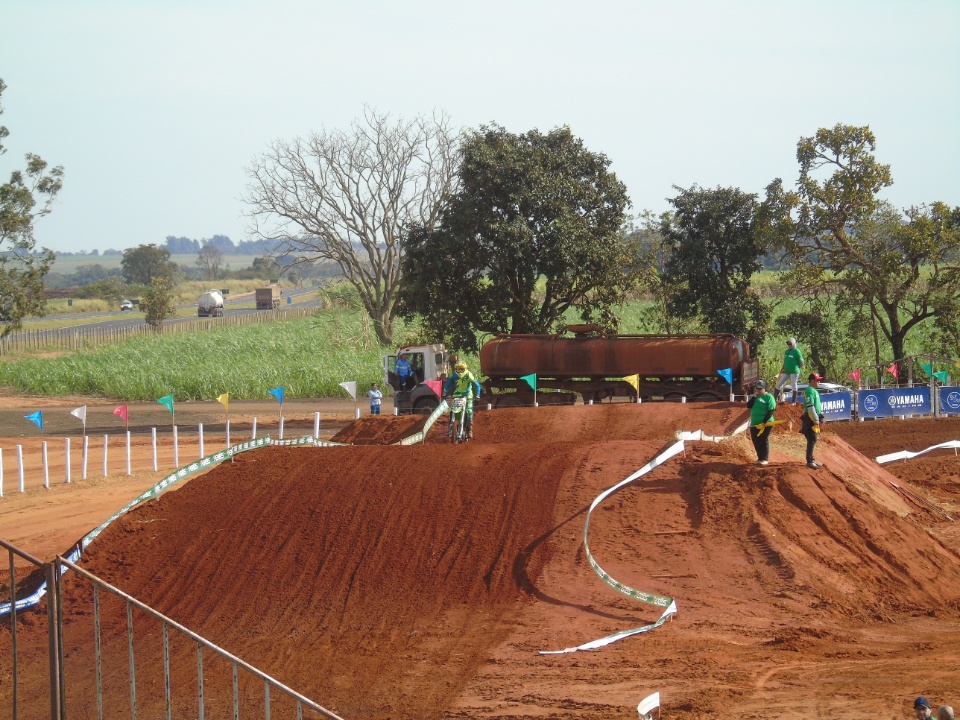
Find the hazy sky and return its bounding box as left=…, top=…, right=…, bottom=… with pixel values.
left=3, top=0, right=958, bottom=255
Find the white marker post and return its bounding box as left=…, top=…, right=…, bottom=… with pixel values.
left=102, top=435, right=108, bottom=477
left=279, top=416, right=284, bottom=440
left=82, top=435, right=89, bottom=480
left=42, top=442, right=49, bottom=489
left=173, top=426, right=179, bottom=468
left=65, top=438, right=71, bottom=484
left=225, top=419, right=231, bottom=448
left=199, top=423, right=205, bottom=459
left=126, top=431, right=132, bottom=476
left=251, top=417, right=257, bottom=440
left=313, top=412, right=320, bottom=440
left=17, top=445, right=24, bottom=493
left=0, top=448, right=4, bottom=497
left=151, top=428, right=158, bottom=472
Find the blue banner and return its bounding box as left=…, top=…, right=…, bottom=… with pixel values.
left=857, top=387, right=932, bottom=419
left=818, top=392, right=852, bottom=421
left=941, top=387, right=960, bottom=415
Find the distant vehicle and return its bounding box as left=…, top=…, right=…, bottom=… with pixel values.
left=255, top=286, right=281, bottom=310
left=782, top=381, right=853, bottom=402
left=120, top=300, right=134, bottom=311
left=197, top=290, right=225, bottom=318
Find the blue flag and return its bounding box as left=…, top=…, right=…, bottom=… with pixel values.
left=717, top=368, right=733, bottom=386
left=268, top=386, right=285, bottom=404
left=24, top=411, right=43, bottom=430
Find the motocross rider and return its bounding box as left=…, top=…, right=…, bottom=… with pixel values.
left=443, top=361, right=481, bottom=439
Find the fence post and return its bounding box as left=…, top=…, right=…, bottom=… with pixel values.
left=152, top=428, right=158, bottom=472
left=225, top=419, right=231, bottom=449
left=103, top=435, right=108, bottom=477
left=83, top=435, right=89, bottom=480
left=199, top=423, right=205, bottom=459
left=17, top=444, right=24, bottom=493
left=42, top=441, right=49, bottom=489
left=66, top=438, right=71, bottom=484
left=252, top=417, right=257, bottom=440
left=126, top=431, right=132, bottom=476
left=314, top=412, right=320, bottom=439
left=173, top=426, right=179, bottom=468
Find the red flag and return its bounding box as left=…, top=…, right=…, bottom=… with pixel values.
left=847, top=368, right=861, bottom=383
left=113, top=404, right=128, bottom=424
left=424, top=379, right=443, bottom=397
left=886, top=363, right=899, bottom=381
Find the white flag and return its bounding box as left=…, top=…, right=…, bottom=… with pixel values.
left=338, top=381, right=357, bottom=400
left=70, top=405, right=87, bottom=424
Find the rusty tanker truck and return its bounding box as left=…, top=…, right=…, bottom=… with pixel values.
left=384, top=325, right=759, bottom=413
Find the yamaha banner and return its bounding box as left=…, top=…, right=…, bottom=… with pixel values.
left=857, top=387, right=932, bottom=419
left=941, top=386, right=960, bottom=415
left=819, top=392, right=853, bottom=421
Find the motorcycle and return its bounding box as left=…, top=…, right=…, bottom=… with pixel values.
left=449, top=396, right=469, bottom=444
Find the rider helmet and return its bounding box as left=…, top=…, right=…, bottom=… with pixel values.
left=455, top=361, right=467, bottom=372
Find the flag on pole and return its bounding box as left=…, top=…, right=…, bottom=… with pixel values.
left=113, top=404, right=129, bottom=425
left=424, top=380, right=443, bottom=398
left=24, top=411, right=43, bottom=431
left=268, top=387, right=284, bottom=404
left=847, top=368, right=861, bottom=384
left=717, top=368, right=733, bottom=386
left=886, top=363, right=899, bottom=381
left=934, top=370, right=949, bottom=384
left=338, top=381, right=357, bottom=400
left=622, top=374, right=640, bottom=394
left=520, top=373, right=537, bottom=391
left=157, top=394, right=175, bottom=414
left=71, top=405, right=87, bottom=435
left=922, top=362, right=933, bottom=378
left=217, top=393, right=229, bottom=413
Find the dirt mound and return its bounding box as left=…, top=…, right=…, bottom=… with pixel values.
left=330, top=413, right=429, bottom=444
left=5, top=402, right=960, bottom=718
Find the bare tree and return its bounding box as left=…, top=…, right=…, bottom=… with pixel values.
left=243, top=108, right=460, bottom=345
left=196, top=244, right=223, bottom=281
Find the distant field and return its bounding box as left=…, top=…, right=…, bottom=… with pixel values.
left=51, top=254, right=261, bottom=273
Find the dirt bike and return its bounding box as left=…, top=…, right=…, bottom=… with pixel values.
left=448, top=396, right=469, bottom=444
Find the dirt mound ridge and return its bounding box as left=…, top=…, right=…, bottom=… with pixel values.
left=39, top=403, right=960, bottom=718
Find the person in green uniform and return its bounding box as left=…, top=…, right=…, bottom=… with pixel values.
left=746, top=379, right=776, bottom=465
left=775, top=337, right=805, bottom=404
left=801, top=372, right=824, bottom=468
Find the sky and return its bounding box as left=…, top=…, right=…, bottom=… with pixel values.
left=2, top=0, right=958, bottom=255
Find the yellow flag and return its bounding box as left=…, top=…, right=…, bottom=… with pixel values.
left=217, top=393, right=229, bottom=413
left=623, top=373, right=640, bottom=395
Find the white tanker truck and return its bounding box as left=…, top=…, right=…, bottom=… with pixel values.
left=197, top=290, right=225, bottom=317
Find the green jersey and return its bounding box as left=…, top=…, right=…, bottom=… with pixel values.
left=782, top=347, right=804, bottom=374
left=804, top=385, right=822, bottom=422
left=749, top=392, right=776, bottom=425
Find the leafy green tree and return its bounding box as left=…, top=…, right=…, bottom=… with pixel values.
left=777, top=123, right=960, bottom=370
left=244, top=108, right=460, bottom=345
left=121, top=244, right=177, bottom=285
left=140, top=277, right=177, bottom=331
left=661, top=184, right=772, bottom=348
left=397, top=124, right=631, bottom=352
left=0, top=78, right=63, bottom=335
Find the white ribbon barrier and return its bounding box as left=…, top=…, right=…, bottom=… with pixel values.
left=638, top=691, right=660, bottom=719
left=876, top=440, right=960, bottom=464
left=541, top=440, right=685, bottom=654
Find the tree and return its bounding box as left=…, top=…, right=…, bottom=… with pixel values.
left=397, top=125, right=631, bottom=352
left=0, top=78, right=63, bottom=335
left=196, top=244, right=223, bottom=281
left=140, top=277, right=177, bottom=331
left=121, top=244, right=177, bottom=285
left=778, top=124, right=960, bottom=371
left=244, top=108, right=460, bottom=345
left=660, top=184, right=772, bottom=348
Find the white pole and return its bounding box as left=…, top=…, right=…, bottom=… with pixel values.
left=151, top=428, right=158, bottom=471
left=252, top=417, right=257, bottom=440
left=65, top=438, right=71, bottom=484
left=682, top=397, right=687, bottom=404
left=102, top=435, right=108, bottom=477
left=42, top=441, right=49, bottom=489
left=355, top=407, right=360, bottom=420
left=17, top=445, right=25, bottom=493
left=126, top=431, right=132, bottom=475
left=226, top=419, right=231, bottom=448
left=487, top=402, right=492, bottom=411
left=173, top=426, right=179, bottom=468
left=313, top=412, right=320, bottom=439
left=82, top=435, right=89, bottom=480
left=393, top=406, right=398, bottom=416
left=199, top=423, right=205, bottom=458
left=279, top=416, right=284, bottom=440
left=0, top=448, right=4, bottom=497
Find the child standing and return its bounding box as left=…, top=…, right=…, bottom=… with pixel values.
left=368, top=383, right=383, bottom=415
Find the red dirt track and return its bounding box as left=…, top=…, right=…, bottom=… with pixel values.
left=3, top=401, right=960, bottom=719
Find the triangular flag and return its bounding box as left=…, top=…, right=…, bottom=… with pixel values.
left=70, top=405, right=87, bottom=424
left=217, top=392, right=229, bottom=413
left=520, top=373, right=537, bottom=391
left=24, top=411, right=43, bottom=430
left=934, top=370, right=949, bottom=383
left=113, top=404, right=129, bottom=424
left=268, top=386, right=284, bottom=404
left=424, top=379, right=443, bottom=398
left=717, top=368, right=733, bottom=386
left=622, top=373, right=640, bottom=394
left=886, top=363, right=899, bottom=381
left=921, top=362, right=933, bottom=377
left=847, top=368, right=861, bottom=383
left=157, top=394, right=175, bottom=414
left=339, top=381, right=357, bottom=400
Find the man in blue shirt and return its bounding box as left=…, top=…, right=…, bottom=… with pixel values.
left=395, top=352, right=414, bottom=391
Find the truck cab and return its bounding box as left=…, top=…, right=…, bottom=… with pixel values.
left=383, top=344, right=449, bottom=414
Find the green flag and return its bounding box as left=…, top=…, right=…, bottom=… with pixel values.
left=934, top=370, right=949, bottom=383
left=922, top=362, right=933, bottom=377
left=520, top=373, right=537, bottom=391
left=157, top=394, right=175, bottom=415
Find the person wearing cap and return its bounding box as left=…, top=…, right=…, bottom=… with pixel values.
left=746, top=379, right=776, bottom=465
left=775, top=337, right=805, bottom=404
left=443, top=360, right=481, bottom=440
left=915, top=697, right=935, bottom=719
left=938, top=705, right=955, bottom=720
left=801, top=372, right=825, bottom=469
